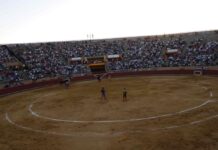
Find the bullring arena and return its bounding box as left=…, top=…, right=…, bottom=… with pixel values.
left=1, top=69, right=218, bottom=150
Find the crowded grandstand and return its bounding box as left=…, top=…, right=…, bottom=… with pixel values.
left=0, top=30, right=218, bottom=88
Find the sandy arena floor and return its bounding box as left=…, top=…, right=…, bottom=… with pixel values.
left=0, top=75, right=218, bottom=150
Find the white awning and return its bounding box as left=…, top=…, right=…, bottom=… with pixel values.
left=70, top=57, right=82, bottom=61
left=166, top=49, right=178, bottom=54
left=107, top=54, right=120, bottom=59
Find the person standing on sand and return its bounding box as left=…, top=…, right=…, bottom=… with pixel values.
left=123, top=88, right=127, bottom=102
left=101, top=87, right=107, bottom=101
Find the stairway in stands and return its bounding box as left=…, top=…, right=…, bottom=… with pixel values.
left=1, top=45, right=28, bottom=69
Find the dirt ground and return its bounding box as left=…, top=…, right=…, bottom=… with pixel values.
left=0, top=75, right=218, bottom=150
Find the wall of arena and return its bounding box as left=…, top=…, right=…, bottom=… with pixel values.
left=1, top=68, right=218, bottom=96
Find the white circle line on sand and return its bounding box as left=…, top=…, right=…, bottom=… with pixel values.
left=27, top=84, right=214, bottom=123
left=5, top=84, right=217, bottom=137
left=5, top=112, right=218, bottom=137
left=5, top=113, right=123, bottom=137
left=153, top=114, right=218, bottom=131
left=28, top=100, right=217, bottom=123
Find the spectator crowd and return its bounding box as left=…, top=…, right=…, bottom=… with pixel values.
left=0, top=32, right=218, bottom=87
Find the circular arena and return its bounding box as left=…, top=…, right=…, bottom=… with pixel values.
left=1, top=72, right=218, bottom=150
left=0, top=31, right=218, bottom=150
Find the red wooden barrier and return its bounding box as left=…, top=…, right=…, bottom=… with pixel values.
left=0, top=79, right=60, bottom=96
left=0, top=69, right=218, bottom=96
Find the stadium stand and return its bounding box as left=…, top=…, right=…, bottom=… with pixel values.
left=0, top=30, right=218, bottom=88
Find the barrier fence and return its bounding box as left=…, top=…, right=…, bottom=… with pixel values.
left=1, top=69, right=218, bottom=96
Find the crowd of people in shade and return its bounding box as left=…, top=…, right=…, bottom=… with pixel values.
left=0, top=33, right=218, bottom=87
